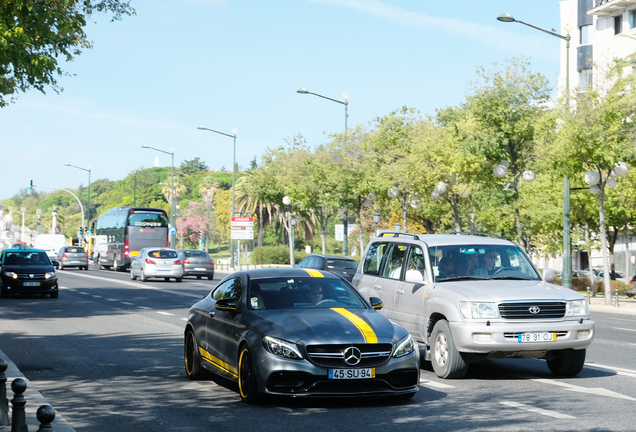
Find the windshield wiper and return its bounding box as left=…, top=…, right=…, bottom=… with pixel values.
left=437, top=276, right=486, bottom=282
left=491, top=276, right=535, bottom=280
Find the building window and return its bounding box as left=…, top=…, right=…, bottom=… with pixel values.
left=580, top=25, right=593, bottom=44
left=615, top=15, right=623, bottom=34
left=579, top=69, right=593, bottom=91
left=630, top=10, right=636, bottom=29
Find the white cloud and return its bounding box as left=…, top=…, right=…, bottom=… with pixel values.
left=308, top=0, right=559, bottom=59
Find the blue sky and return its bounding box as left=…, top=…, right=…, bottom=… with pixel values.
left=2, top=0, right=564, bottom=200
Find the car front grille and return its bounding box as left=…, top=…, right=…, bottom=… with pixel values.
left=306, top=344, right=393, bottom=368
left=498, top=301, right=566, bottom=319
left=15, top=273, right=47, bottom=280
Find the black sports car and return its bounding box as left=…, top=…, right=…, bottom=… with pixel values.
left=0, top=248, right=59, bottom=298
left=184, top=268, right=419, bottom=403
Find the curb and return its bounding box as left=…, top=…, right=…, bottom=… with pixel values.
left=0, top=349, right=75, bottom=432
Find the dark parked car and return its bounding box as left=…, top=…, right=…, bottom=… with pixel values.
left=177, top=249, right=215, bottom=280
left=296, top=254, right=358, bottom=281
left=184, top=268, right=419, bottom=403
left=0, top=248, right=58, bottom=298
left=57, top=246, right=89, bottom=270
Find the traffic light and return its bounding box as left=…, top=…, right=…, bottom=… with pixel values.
left=30, top=180, right=33, bottom=189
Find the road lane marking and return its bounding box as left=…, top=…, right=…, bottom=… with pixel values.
left=92, top=295, right=102, bottom=298
left=181, top=318, right=187, bottom=321
left=58, top=271, right=204, bottom=298
left=585, top=363, right=636, bottom=379
left=78, top=292, right=89, bottom=295
left=419, top=379, right=455, bottom=389
left=156, top=311, right=173, bottom=316
left=120, top=302, right=135, bottom=306
left=106, top=298, right=119, bottom=301
left=611, top=327, right=636, bottom=332
left=138, top=306, right=151, bottom=310
left=531, top=378, right=636, bottom=401
left=500, top=401, right=575, bottom=419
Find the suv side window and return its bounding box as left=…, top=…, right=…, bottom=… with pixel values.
left=405, top=246, right=426, bottom=279
left=362, top=242, right=389, bottom=275
left=381, top=244, right=407, bottom=280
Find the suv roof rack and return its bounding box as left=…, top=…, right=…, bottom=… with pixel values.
left=377, top=231, right=420, bottom=239
left=448, top=232, right=502, bottom=239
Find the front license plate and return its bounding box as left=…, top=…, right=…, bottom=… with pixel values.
left=195, top=267, right=206, bottom=271
left=328, top=368, right=375, bottom=379
left=518, top=332, right=556, bottom=343
left=23, top=282, right=40, bottom=287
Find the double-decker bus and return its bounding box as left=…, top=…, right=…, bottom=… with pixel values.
left=93, top=207, right=169, bottom=271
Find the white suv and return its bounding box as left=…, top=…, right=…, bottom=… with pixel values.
left=352, top=232, right=595, bottom=379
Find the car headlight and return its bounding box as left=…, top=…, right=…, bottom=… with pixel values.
left=44, top=272, right=56, bottom=280
left=393, top=334, right=416, bottom=358
left=565, top=300, right=589, bottom=317
left=4, top=271, right=17, bottom=279
left=262, top=336, right=302, bottom=360
left=459, top=301, right=500, bottom=319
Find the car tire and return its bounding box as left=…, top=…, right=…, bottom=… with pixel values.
left=196, top=276, right=202, bottom=280
left=59, top=263, right=64, bottom=270
left=84, top=266, right=88, bottom=271
left=176, top=277, right=182, bottom=283
left=184, top=329, right=209, bottom=380
left=547, top=349, right=586, bottom=377
left=140, top=269, right=147, bottom=282
left=164, top=277, right=170, bottom=282
left=113, top=259, right=119, bottom=272
left=50, top=290, right=59, bottom=299
left=238, top=346, right=260, bottom=404
left=0, top=286, right=7, bottom=298
left=431, top=320, right=468, bottom=379
left=130, top=269, right=137, bottom=280
left=208, top=274, right=214, bottom=281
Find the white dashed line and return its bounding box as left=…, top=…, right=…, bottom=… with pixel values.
left=78, top=292, right=89, bottom=295
left=120, top=302, right=135, bottom=306
left=138, top=306, right=151, bottom=310
left=500, top=401, right=575, bottom=419
left=419, top=379, right=455, bottom=389
left=156, top=311, right=173, bottom=316
left=106, top=298, right=119, bottom=302
left=181, top=318, right=188, bottom=321
left=92, top=295, right=102, bottom=298
left=611, top=327, right=636, bottom=332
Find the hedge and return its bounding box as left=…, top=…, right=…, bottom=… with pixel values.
left=251, top=245, right=307, bottom=265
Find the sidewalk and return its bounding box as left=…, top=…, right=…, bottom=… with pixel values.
left=0, top=349, right=75, bottom=432
left=588, top=295, right=636, bottom=315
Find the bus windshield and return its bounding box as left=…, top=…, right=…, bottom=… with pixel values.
left=128, top=212, right=169, bottom=228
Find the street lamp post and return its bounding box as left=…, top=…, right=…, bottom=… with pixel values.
left=142, top=145, right=176, bottom=248
left=133, top=170, right=137, bottom=206
left=298, top=87, right=350, bottom=256
left=497, top=13, right=574, bottom=288
left=64, top=163, right=91, bottom=233
left=198, top=126, right=238, bottom=267
left=373, top=212, right=381, bottom=237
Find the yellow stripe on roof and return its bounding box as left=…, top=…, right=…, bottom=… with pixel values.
left=304, top=269, right=324, bottom=277
left=331, top=308, right=378, bottom=343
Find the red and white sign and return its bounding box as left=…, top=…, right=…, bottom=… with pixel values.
left=231, top=217, right=254, bottom=240
left=232, top=217, right=253, bottom=222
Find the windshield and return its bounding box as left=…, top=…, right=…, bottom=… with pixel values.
left=128, top=212, right=169, bottom=228
left=147, top=249, right=177, bottom=259
left=326, top=259, right=357, bottom=270
left=184, top=250, right=210, bottom=258
left=247, top=277, right=367, bottom=310
left=429, top=244, right=541, bottom=282
left=4, top=251, right=51, bottom=266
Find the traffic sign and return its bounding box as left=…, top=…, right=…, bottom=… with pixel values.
left=231, top=230, right=254, bottom=240
left=170, top=227, right=177, bottom=235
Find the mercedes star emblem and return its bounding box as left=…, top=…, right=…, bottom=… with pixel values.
left=343, top=346, right=362, bottom=366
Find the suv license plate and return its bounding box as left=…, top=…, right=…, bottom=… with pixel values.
left=328, top=368, right=375, bottom=379
left=518, top=332, right=556, bottom=343
left=23, top=282, right=40, bottom=287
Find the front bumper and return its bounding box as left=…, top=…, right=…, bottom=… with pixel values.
left=61, top=259, right=88, bottom=267
left=450, top=319, right=595, bottom=354
left=253, top=346, right=420, bottom=397
left=143, top=266, right=184, bottom=278
left=1, top=277, right=58, bottom=295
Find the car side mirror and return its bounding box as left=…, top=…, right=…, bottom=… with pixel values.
left=404, top=269, right=425, bottom=284
left=215, top=298, right=237, bottom=311
left=52, top=260, right=59, bottom=268
left=369, top=297, right=384, bottom=310
left=543, top=268, right=556, bottom=283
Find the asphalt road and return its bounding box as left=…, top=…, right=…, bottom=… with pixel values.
left=1, top=266, right=636, bottom=432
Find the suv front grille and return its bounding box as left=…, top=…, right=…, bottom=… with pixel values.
left=498, top=301, right=566, bottom=319
left=306, top=344, right=393, bottom=368
left=15, top=273, right=46, bottom=280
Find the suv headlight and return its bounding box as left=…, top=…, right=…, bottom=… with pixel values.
left=565, top=300, right=589, bottom=317
left=459, top=302, right=500, bottom=319
left=262, top=336, right=302, bottom=360
left=45, top=272, right=56, bottom=280
left=393, top=334, right=416, bottom=358
left=4, top=271, right=17, bottom=279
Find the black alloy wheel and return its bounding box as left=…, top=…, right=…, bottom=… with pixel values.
left=238, top=346, right=260, bottom=404
left=184, top=329, right=208, bottom=380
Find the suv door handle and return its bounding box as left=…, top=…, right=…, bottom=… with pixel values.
left=373, top=285, right=382, bottom=290
left=396, top=289, right=404, bottom=295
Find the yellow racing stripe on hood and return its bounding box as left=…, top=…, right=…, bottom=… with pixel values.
left=304, top=269, right=324, bottom=277
left=331, top=308, right=378, bottom=343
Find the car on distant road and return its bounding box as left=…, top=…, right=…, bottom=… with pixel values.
left=184, top=268, right=419, bottom=403
left=57, top=246, right=89, bottom=271
left=0, top=248, right=58, bottom=298
left=353, top=231, right=595, bottom=379
left=296, top=254, right=358, bottom=282
left=130, top=248, right=183, bottom=282
left=177, top=249, right=214, bottom=280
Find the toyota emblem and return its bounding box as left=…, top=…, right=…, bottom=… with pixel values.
left=529, top=306, right=541, bottom=314
left=343, top=346, right=362, bottom=365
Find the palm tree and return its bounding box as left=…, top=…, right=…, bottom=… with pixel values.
left=199, top=176, right=219, bottom=251
left=235, top=171, right=280, bottom=247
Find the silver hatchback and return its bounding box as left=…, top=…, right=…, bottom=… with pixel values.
left=177, top=249, right=215, bottom=280
left=57, top=246, right=89, bottom=271
left=130, top=248, right=183, bottom=282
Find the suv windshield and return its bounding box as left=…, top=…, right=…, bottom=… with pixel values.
left=429, top=244, right=541, bottom=282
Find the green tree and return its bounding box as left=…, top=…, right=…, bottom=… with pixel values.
left=1, top=1, right=135, bottom=107
left=179, top=158, right=208, bottom=176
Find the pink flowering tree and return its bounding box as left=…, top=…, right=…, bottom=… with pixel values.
left=177, top=201, right=214, bottom=248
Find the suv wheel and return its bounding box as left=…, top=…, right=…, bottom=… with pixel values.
left=547, top=349, right=586, bottom=376
left=431, top=320, right=468, bottom=379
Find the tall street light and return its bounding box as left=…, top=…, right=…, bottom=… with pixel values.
left=297, top=87, right=350, bottom=256
left=198, top=126, right=238, bottom=267
left=142, top=145, right=176, bottom=248
left=497, top=13, right=575, bottom=289
left=64, top=163, right=91, bottom=232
